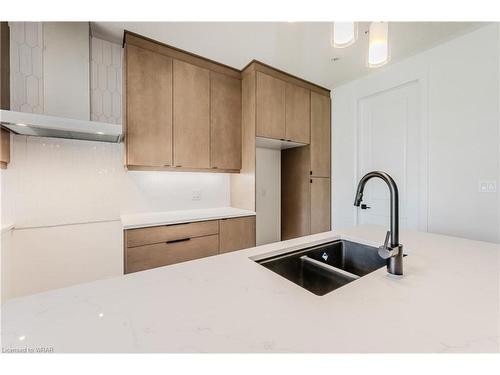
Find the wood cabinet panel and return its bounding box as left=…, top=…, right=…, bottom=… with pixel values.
left=219, top=216, right=256, bottom=254
left=0, top=129, right=9, bottom=169
left=210, top=72, right=242, bottom=170
left=310, top=177, right=331, bottom=234
left=285, top=83, right=310, bottom=144
left=256, top=72, right=286, bottom=140
left=125, top=234, right=219, bottom=273
left=310, top=91, right=331, bottom=177
left=126, top=44, right=173, bottom=167
left=173, top=60, right=210, bottom=168
left=281, top=146, right=311, bottom=240
left=0, top=22, right=10, bottom=169
left=126, top=220, right=219, bottom=248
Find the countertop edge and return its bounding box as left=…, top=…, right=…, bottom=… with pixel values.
left=120, top=207, right=256, bottom=230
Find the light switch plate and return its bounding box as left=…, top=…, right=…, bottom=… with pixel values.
left=191, top=189, right=202, bottom=201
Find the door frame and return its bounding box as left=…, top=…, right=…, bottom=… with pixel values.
left=352, top=68, right=429, bottom=232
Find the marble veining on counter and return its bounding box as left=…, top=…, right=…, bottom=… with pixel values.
left=120, top=207, right=256, bottom=229
left=1, top=225, right=499, bottom=353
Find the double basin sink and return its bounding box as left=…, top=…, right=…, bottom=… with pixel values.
left=255, top=240, right=387, bottom=296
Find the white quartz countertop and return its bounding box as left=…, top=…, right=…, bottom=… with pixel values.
left=120, top=207, right=256, bottom=229
left=1, top=225, right=499, bottom=353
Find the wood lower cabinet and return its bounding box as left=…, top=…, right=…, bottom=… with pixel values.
left=1, top=22, right=10, bottom=169
left=0, top=129, right=9, bottom=169
left=219, top=216, right=256, bottom=254
left=125, top=44, right=173, bottom=167
left=124, top=216, right=256, bottom=273
left=256, top=72, right=286, bottom=140
left=285, top=82, right=310, bottom=144
left=126, top=235, right=219, bottom=273
left=210, top=72, right=241, bottom=170
left=173, top=60, right=210, bottom=169
left=310, top=91, right=331, bottom=177
left=310, top=177, right=331, bottom=234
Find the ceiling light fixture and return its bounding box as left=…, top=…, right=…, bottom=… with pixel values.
left=331, top=22, right=358, bottom=48
left=368, top=22, right=390, bottom=68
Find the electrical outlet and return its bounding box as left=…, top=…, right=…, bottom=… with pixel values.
left=191, top=189, right=202, bottom=201
left=478, top=181, right=497, bottom=193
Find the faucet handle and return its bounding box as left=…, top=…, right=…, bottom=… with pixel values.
left=378, top=231, right=396, bottom=259
left=383, top=231, right=390, bottom=248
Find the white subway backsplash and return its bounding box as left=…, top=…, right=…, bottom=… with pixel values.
left=3, top=135, right=230, bottom=228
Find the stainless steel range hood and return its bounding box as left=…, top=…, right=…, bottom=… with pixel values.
left=0, top=110, right=122, bottom=143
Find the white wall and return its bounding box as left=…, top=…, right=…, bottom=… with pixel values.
left=333, top=24, right=500, bottom=243
left=256, top=148, right=281, bottom=245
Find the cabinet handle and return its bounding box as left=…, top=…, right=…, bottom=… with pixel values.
left=164, top=164, right=170, bottom=167
left=211, top=166, right=217, bottom=169
left=166, top=237, right=191, bottom=244
left=310, top=179, right=313, bottom=183
left=175, top=165, right=182, bottom=168
left=280, top=138, right=286, bottom=141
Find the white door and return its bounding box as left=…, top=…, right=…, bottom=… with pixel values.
left=356, top=81, right=423, bottom=230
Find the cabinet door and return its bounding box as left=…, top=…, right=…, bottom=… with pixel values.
left=310, top=92, right=331, bottom=177
left=281, top=146, right=311, bottom=240
left=210, top=72, right=242, bottom=170
left=173, top=60, right=210, bottom=168
left=219, top=216, right=256, bottom=254
left=256, top=72, right=286, bottom=140
left=310, top=177, right=331, bottom=234
left=126, top=45, right=172, bottom=167
left=285, top=83, right=310, bottom=144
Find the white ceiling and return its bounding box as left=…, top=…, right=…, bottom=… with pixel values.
left=92, top=22, right=485, bottom=89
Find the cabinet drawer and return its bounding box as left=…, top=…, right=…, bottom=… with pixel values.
left=126, top=220, right=219, bottom=248
left=125, top=234, right=219, bottom=273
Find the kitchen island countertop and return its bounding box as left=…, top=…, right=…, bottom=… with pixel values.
left=1, top=225, right=499, bottom=353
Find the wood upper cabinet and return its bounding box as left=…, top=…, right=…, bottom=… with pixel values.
left=210, top=72, right=242, bottom=170
left=126, top=45, right=173, bottom=167
left=310, top=91, right=331, bottom=177
left=124, top=32, right=243, bottom=173
left=285, top=83, right=310, bottom=144
left=173, top=60, right=210, bottom=169
left=310, top=177, right=331, bottom=234
left=219, top=216, right=256, bottom=254
left=256, top=72, right=286, bottom=140
left=256, top=71, right=311, bottom=144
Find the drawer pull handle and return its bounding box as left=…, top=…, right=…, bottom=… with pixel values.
left=166, top=237, right=191, bottom=244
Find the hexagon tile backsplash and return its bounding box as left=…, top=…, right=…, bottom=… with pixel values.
left=9, top=22, right=122, bottom=125
left=90, top=37, right=122, bottom=125
left=9, top=22, right=44, bottom=114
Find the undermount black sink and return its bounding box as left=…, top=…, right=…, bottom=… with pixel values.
left=256, top=240, right=387, bottom=296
